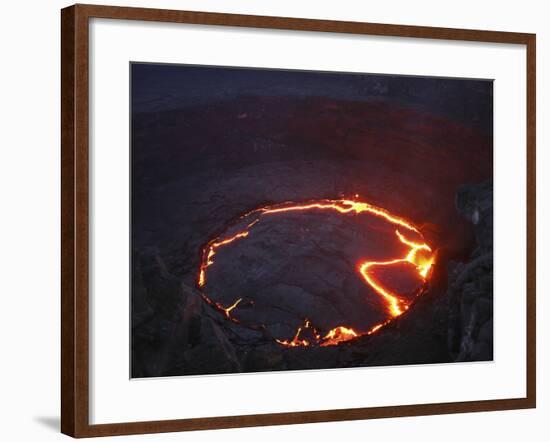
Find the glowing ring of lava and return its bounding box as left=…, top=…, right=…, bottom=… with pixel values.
left=197, top=198, right=436, bottom=347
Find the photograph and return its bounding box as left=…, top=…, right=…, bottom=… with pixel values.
left=130, top=63, right=494, bottom=378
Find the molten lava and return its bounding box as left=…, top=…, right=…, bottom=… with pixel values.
left=196, top=198, right=436, bottom=347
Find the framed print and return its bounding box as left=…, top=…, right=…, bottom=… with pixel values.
left=61, top=4, right=536, bottom=438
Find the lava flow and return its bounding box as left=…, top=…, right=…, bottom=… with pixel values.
left=196, top=198, right=436, bottom=347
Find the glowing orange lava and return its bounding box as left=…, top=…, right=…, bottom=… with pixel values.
left=198, top=231, right=249, bottom=288
left=320, top=326, right=359, bottom=347
left=200, top=294, right=244, bottom=322
left=196, top=198, right=436, bottom=347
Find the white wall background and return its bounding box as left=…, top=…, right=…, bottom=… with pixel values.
left=0, top=0, right=545, bottom=440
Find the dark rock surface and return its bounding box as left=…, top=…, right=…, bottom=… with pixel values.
left=448, top=181, right=494, bottom=361
left=204, top=208, right=422, bottom=340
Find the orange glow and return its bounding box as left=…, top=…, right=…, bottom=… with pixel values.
left=366, top=318, right=393, bottom=335
left=198, top=231, right=249, bottom=287
left=196, top=198, right=436, bottom=347
left=200, top=294, right=243, bottom=321
left=368, top=323, right=384, bottom=334
left=359, top=258, right=409, bottom=317
left=275, top=326, right=310, bottom=347
left=260, top=199, right=419, bottom=234
left=275, top=321, right=359, bottom=348
left=222, top=297, right=243, bottom=318
left=357, top=229, right=436, bottom=317
left=320, top=326, right=358, bottom=346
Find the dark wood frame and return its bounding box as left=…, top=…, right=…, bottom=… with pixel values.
left=61, top=3, right=536, bottom=438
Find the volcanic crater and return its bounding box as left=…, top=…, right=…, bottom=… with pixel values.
left=198, top=199, right=435, bottom=347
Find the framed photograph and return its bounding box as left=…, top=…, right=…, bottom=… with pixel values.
left=61, top=4, right=536, bottom=437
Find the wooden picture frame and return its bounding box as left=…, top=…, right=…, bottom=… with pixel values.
left=61, top=3, right=536, bottom=437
